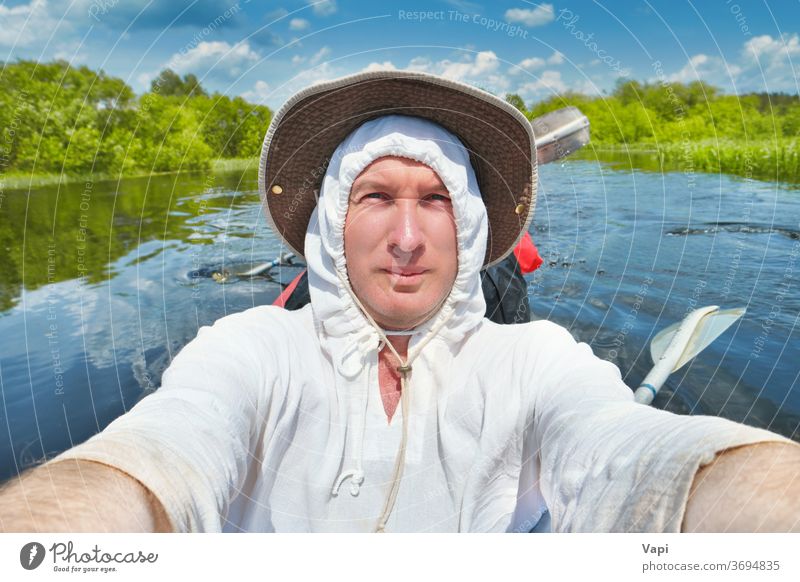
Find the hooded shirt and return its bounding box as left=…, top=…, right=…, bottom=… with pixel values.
left=52, top=116, right=789, bottom=533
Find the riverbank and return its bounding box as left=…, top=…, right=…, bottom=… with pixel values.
left=0, top=158, right=259, bottom=190
left=4, top=140, right=799, bottom=190
left=574, top=140, right=800, bottom=184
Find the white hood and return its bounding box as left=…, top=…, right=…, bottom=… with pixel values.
left=305, top=114, right=488, bottom=344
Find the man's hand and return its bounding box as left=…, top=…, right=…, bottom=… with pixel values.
left=0, top=459, right=172, bottom=532
left=683, top=441, right=800, bottom=532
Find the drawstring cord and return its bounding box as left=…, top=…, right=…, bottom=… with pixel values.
left=330, top=376, right=369, bottom=496
left=331, top=329, right=378, bottom=497
left=332, top=468, right=365, bottom=497
left=334, top=269, right=454, bottom=533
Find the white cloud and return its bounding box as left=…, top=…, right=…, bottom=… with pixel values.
left=667, top=53, right=710, bottom=83
left=665, top=54, right=741, bottom=87
left=309, top=46, right=331, bottom=65
left=504, top=4, right=555, bottom=28
left=656, top=34, right=800, bottom=94
left=516, top=70, right=568, bottom=98
left=574, top=79, right=602, bottom=96
left=743, top=33, right=800, bottom=69
left=406, top=56, right=433, bottom=72
left=743, top=35, right=774, bottom=60
left=310, top=0, right=337, bottom=17
left=2, top=0, right=252, bottom=53
left=511, top=51, right=564, bottom=75
left=273, top=62, right=339, bottom=102
left=412, top=51, right=499, bottom=80
left=0, top=0, right=69, bottom=48
left=403, top=51, right=509, bottom=93
left=291, top=54, right=306, bottom=65
left=289, top=18, right=310, bottom=31
left=361, top=61, right=397, bottom=72
left=444, top=50, right=500, bottom=80
left=735, top=34, right=800, bottom=92
left=511, top=56, right=545, bottom=74
left=353, top=52, right=510, bottom=94
left=167, top=40, right=260, bottom=79
left=241, top=80, right=271, bottom=104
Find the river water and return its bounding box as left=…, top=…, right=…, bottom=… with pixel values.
left=1, top=160, right=798, bottom=481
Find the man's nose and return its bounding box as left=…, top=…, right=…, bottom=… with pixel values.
left=388, top=199, right=425, bottom=259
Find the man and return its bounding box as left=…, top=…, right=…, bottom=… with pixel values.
left=1, top=71, right=798, bottom=533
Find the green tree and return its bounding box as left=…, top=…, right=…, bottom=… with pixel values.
left=505, top=93, right=527, bottom=114
left=151, top=69, right=208, bottom=98
left=0, top=60, right=274, bottom=176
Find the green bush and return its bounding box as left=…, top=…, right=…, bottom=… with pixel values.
left=0, top=60, right=273, bottom=178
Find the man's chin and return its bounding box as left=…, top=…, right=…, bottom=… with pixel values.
left=373, top=299, right=444, bottom=331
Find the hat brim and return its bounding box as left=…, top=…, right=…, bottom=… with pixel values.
left=258, top=70, right=537, bottom=268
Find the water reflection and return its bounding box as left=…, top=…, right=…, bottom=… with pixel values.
left=0, top=172, right=263, bottom=311
left=0, top=169, right=304, bottom=479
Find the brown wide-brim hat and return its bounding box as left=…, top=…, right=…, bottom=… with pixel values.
left=258, top=69, right=537, bottom=268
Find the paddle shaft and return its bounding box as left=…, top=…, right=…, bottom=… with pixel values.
left=240, top=252, right=296, bottom=277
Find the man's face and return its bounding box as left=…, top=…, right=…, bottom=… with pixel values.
left=344, top=156, right=458, bottom=330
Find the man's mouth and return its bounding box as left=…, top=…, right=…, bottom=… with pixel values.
left=384, top=267, right=428, bottom=290
left=383, top=268, right=428, bottom=276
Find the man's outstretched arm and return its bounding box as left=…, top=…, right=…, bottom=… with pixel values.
left=0, top=459, right=172, bottom=532
left=683, top=442, right=800, bottom=532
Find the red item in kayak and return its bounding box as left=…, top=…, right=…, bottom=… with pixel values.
left=513, top=232, right=542, bottom=274
left=273, top=269, right=306, bottom=307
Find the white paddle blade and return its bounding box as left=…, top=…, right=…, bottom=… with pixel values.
left=650, top=307, right=746, bottom=372
left=649, top=320, right=680, bottom=363
left=678, top=307, right=746, bottom=370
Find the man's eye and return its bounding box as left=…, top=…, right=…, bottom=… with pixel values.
left=427, top=193, right=450, bottom=202
left=364, top=192, right=386, bottom=200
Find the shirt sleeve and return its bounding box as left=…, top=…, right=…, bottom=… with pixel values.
left=527, top=321, right=794, bottom=532
left=48, top=309, right=281, bottom=532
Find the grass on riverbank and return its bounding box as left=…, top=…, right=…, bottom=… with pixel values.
left=575, top=139, right=800, bottom=184
left=0, top=157, right=260, bottom=190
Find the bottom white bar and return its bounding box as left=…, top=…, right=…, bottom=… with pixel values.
left=1, top=534, right=797, bottom=581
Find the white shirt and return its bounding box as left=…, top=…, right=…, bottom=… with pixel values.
left=53, top=303, right=784, bottom=532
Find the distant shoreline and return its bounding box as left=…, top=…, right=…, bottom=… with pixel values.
left=0, top=158, right=259, bottom=190
left=4, top=140, right=799, bottom=190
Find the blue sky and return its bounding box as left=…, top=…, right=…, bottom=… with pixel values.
left=2, top=0, right=798, bottom=109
